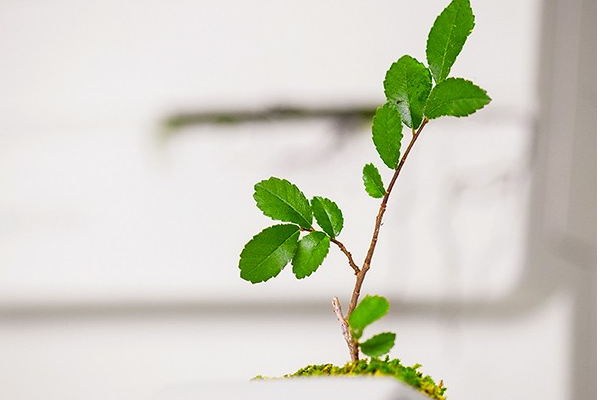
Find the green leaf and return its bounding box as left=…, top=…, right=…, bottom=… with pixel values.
left=239, top=224, right=300, bottom=283
left=372, top=103, right=404, bottom=169
left=254, top=177, right=313, bottom=229
left=292, top=231, right=331, bottom=279
left=384, top=55, right=432, bottom=129
left=424, top=78, right=491, bottom=119
left=426, top=0, right=475, bottom=84
left=359, top=332, right=396, bottom=357
left=311, top=197, right=344, bottom=238
left=362, top=164, right=386, bottom=198
left=348, top=295, right=390, bottom=339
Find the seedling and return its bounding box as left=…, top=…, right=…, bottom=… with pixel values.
left=239, top=0, right=489, bottom=397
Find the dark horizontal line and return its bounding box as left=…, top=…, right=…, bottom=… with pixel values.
left=160, top=104, right=533, bottom=134
left=162, top=105, right=377, bottom=130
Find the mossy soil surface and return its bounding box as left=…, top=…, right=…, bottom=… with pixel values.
left=255, top=357, right=446, bottom=400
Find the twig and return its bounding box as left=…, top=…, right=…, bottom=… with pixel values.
left=301, top=225, right=359, bottom=275
left=331, top=238, right=360, bottom=274
left=332, top=296, right=358, bottom=361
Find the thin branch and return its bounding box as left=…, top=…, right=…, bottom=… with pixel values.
left=301, top=227, right=360, bottom=275
left=331, top=238, right=360, bottom=274
left=332, top=296, right=359, bottom=361
left=347, top=119, right=429, bottom=316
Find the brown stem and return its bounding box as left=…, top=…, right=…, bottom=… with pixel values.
left=300, top=227, right=359, bottom=275
left=347, top=119, right=428, bottom=316
left=331, top=238, right=360, bottom=274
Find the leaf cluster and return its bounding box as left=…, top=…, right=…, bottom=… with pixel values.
left=239, top=177, right=344, bottom=283
left=363, top=0, right=490, bottom=198
left=348, top=295, right=395, bottom=357
left=240, top=0, right=490, bottom=281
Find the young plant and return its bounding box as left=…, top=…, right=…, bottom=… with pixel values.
left=239, top=0, right=489, bottom=395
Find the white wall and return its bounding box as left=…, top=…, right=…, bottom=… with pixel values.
left=0, top=1, right=594, bottom=399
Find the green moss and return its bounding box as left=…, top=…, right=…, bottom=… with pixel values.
left=255, top=357, right=446, bottom=400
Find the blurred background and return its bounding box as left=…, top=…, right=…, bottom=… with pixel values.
left=0, top=0, right=595, bottom=399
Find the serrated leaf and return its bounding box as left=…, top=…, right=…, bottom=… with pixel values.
left=359, top=332, right=396, bottom=357
left=254, top=177, right=313, bottom=229
left=362, top=164, right=386, bottom=198
left=348, top=295, right=390, bottom=339
left=384, top=55, right=432, bottom=129
left=372, top=103, right=404, bottom=169
left=426, top=0, right=475, bottom=84
left=292, top=231, right=331, bottom=279
left=239, top=224, right=300, bottom=283
left=311, top=197, right=344, bottom=238
left=424, top=78, right=490, bottom=119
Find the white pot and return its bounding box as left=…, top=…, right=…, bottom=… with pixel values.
left=153, top=376, right=432, bottom=400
